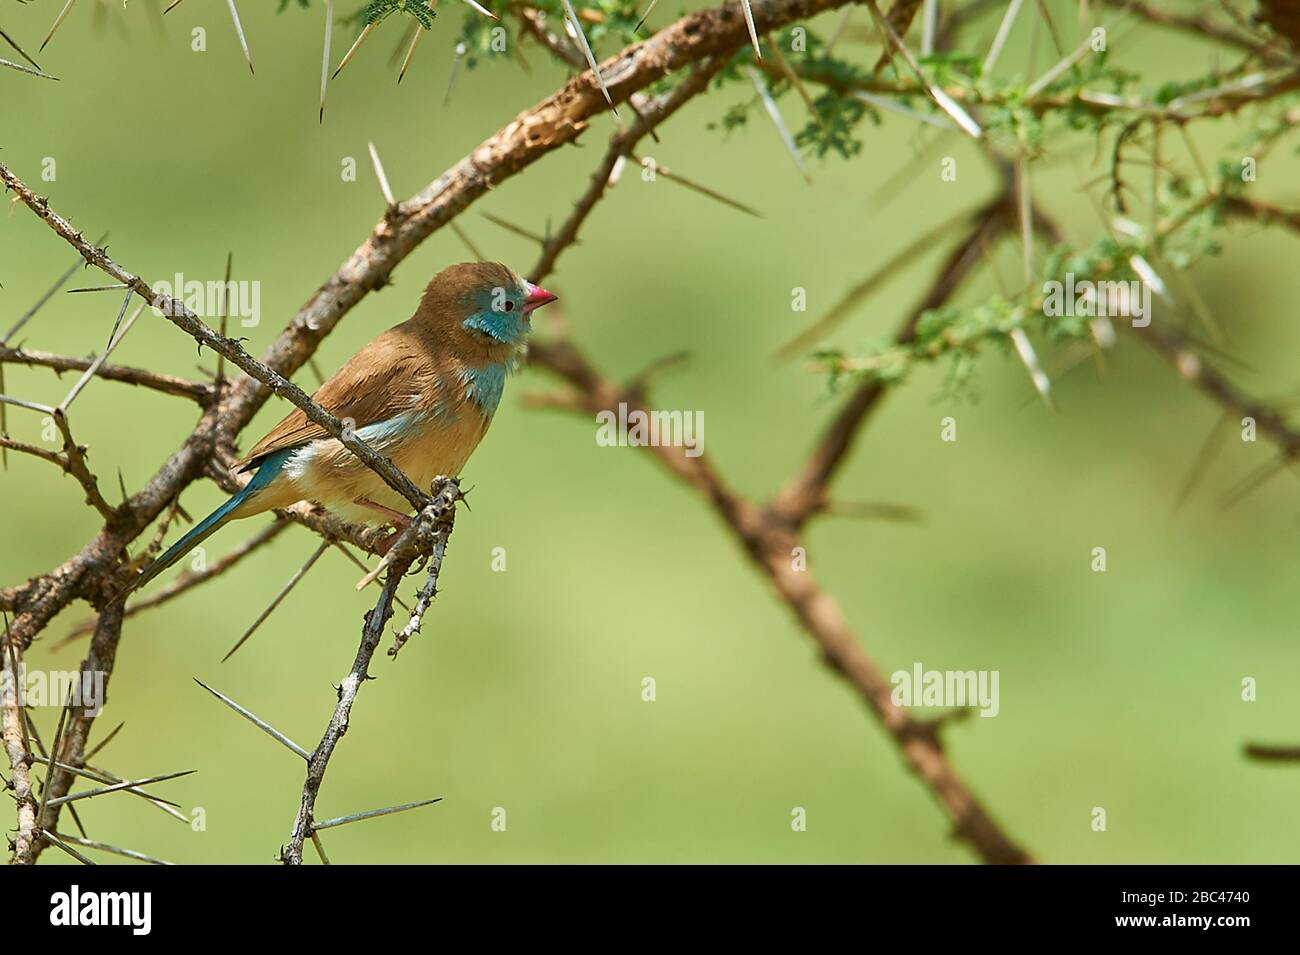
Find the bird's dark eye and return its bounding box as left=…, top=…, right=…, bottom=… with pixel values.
left=504, top=301, right=515, bottom=312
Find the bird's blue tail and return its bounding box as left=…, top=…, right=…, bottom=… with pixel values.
left=120, top=450, right=291, bottom=599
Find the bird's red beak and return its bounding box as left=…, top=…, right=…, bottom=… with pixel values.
left=522, top=283, right=558, bottom=314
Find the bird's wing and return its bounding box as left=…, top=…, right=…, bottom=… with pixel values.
left=235, top=324, right=440, bottom=472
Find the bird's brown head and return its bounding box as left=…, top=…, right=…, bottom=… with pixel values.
left=415, top=262, right=557, bottom=358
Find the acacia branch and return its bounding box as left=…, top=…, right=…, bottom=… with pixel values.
left=58, top=519, right=293, bottom=644
left=1, top=636, right=38, bottom=864
left=0, top=162, right=426, bottom=513
left=530, top=335, right=1031, bottom=863
left=0, top=344, right=213, bottom=404
left=280, top=479, right=461, bottom=866
left=2, top=0, right=855, bottom=655
left=0, top=0, right=900, bottom=867
left=529, top=56, right=727, bottom=283
left=21, top=601, right=126, bottom=862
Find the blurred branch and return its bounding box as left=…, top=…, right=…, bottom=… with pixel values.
left=514, top=5, right=583, bottom=68
left=1245, top=743, right=1300, bottom=762
left=771, top=191, right=1016, bottom=528
left=524, top=127, right=1030, bottom=863
left=528, top=331, right=1032, bottom=863
left=1133, top=323, right=1300, bottom=456
left=1098, top=0, right=1284, bottom=57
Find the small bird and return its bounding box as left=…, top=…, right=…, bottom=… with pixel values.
left=124, top=262, right=557, bottom=595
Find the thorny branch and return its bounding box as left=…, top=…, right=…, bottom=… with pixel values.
left=1, top=637, right=38, bottom=863
left=280, top=478, right=461, bottom=866
left=4, top=0, right=1300, bottom=864
left=1, top=0, right=862, bottom=865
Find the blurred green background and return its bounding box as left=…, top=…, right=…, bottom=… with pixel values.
left=2, top=1, right=1298, bottom=864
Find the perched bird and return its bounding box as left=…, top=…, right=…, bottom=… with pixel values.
left=124, top=262, right=557, bottom=595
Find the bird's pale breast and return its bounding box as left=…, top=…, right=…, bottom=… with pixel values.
left=280, top=402, right=490, bottom=523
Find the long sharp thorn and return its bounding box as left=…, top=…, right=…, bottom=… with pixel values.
left=368, top=141, right=396, bottom=206
left=920, top=0, right=937, bottom=55
left=631, top=154, right=761, bottom=218
left=867, top=0, right=981, bottom=137
left=449, top=221, right=486, bottom=261
left=766, top=40, right=826, bottom=134
left=458, top=0, right=498, bottom=19
left=49, top=832, right=174, bottom=865
left=398, top=25, right=426, bottom=84
left=1173, top=411, right=1232, bottom=513
left=82, top=761, right=189, bottom=819
left=311, top=797, right=442, bottom=831
left=740, top=0, right=762, bottom=61
left=66, top=803, right=88, bottom=838
left=319, top=0, right=334, bottom=122
left=36, top=686, right=75, bottom=827
left=388, top=18, right=417, bottom=66
left=62, top=297, right=146, bottom=411
left=0, top=27, right=42, bottom=70
left=39, top=0, right=77, bottom=53
left=1219, top=456, right=1291, bottom=510
left=22, top=718, right=76, bottom=845
left=826, top=7, right=852, bottom=53
left=776, top=203, right=978, bottom=359
left=1015, top=157, right=1052, bottom=407
left=192, top=678, right=312, bottom=759
left=105, top=287, right=134, bottom=350
left=41, top=830, right=96, bottom=865
left=3, top=234, right=108, bottom=345
left=1024, top=12, right=1128, bottom=99
left=1010, top=327, right=1054, bottom=407
left=82, top=720, right=125, bottom=762
left=332, top=21, right=375, bottom=80
left=47, top=769, right=197, bottom=807
left=746, top=66, right=809, bottom=183
left=983, top=0, right=1025, bottom=76
left=221, top=541, right=329, bottom=663
left=226, top=0, right=254, bottom=74
left=481, top=211, right=546, bottom=245
left=560, top=0, right=617, bottom=117
left=29, top=755, right=184, bottom=808
left=633, top=0, right=657, bottom=33
left=853, top=89, right=955, bottom=129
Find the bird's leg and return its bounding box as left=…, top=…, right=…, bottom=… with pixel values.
left=354, top=496, right=413, bottom=528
